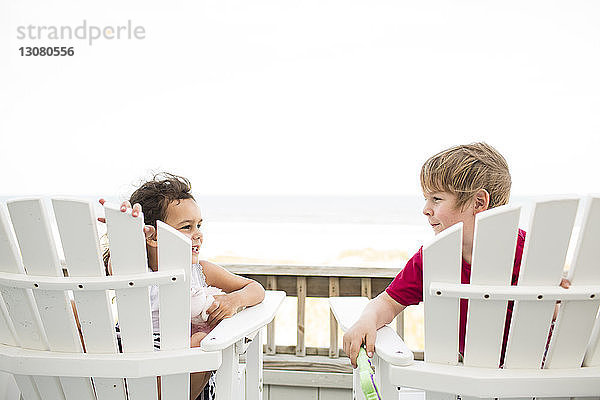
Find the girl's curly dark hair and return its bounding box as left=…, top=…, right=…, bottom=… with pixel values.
left=129, top=172, right=195, bottom=229
left=102, top=172, right=195, bottom=271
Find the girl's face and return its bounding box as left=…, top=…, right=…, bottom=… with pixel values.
left=164, top=198, right=204, bottom=264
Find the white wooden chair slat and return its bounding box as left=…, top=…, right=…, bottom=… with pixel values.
left=0, top=294, right=17, bottom=347
left=104, top=205, right=158, bottom=400
left=33, top=375, right=66, bottom=400
left=52, top=199, right=127, bottom=400
left=156, top=221, right=192, bottom=400
left=245, top=330, right=263, bottom=400
left=0, top=204, right=25, bottom=275
left=7, top=199, right=83, bottom=353
left=13, top=375, right=41, bottom=400
left=104, top=205, right=154, bottom=351
left=546, top=196, right=600, bottom=369
left=156, top=221, right=191, bottom=351
left=0, top=205, right=47, bottom=350
left=328, top=296, right=368, bottom=332
left=0, top=205, right=37, bottom=351
left=584, top=308, right=600, bottom=366
left=464, top=205, right=521, bottom=368
left=578, top=196, right=600, bottom=368
left=7, top=200, right=95, bottom=400
left=504, top=198, right=579, bottom=369
left=422, top=223, right=462, bottom=365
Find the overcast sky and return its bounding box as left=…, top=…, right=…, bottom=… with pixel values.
left=1, top=0, right=599, bottom=197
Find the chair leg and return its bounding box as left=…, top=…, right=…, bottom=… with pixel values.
left=216, top=344, right=242, bottom=399
left=373, top=354, right=397, bottom=399
left=353, top=368, right=366, bottom=400
left=245, top=330, right=263, bottom=400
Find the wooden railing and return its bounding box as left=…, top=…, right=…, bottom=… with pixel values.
left=224, top=264, right=422, bottom=373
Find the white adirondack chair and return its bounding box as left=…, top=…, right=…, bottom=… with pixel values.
left=331, top=196, right=600, bottom=399
left=0, top=198, right=285, bottom=400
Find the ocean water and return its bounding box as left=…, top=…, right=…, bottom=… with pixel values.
left=195, top=195, right=431, bottom=267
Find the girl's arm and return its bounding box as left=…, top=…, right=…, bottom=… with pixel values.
left=201, top=260, right=266, bottom=328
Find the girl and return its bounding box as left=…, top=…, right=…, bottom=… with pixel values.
left=101, top=173, right=265, bottom=400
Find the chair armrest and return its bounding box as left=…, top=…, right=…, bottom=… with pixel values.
left=201, top=290, right=285, bottom=352
left=329, top=296, right=369, bottom=331
left=375, top=326, right=414, bottom=366
left=329, top=296, right=414, bottom=366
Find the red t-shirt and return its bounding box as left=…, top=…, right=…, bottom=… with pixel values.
left=386, top=229, right=526, bottom=362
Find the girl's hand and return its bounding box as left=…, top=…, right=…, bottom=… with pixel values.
left=206, top=293, right=243, bottom=329
left=97, top=199, right=156, bottom=240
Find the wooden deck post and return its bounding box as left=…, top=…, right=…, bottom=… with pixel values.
left=329, top=277, right=340, bottom=358
left=361, top=278, right=372, bottom=299
left=296, top=276, right=306, bottom=357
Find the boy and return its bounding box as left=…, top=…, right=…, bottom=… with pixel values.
left=343, top=142, right=522, bottom=368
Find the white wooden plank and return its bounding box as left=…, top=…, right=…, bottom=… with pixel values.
left=373, top=353, right=397, bottom=399
left=464, top=205, right=520, bottom=368
left=0, top=371, right=21, bottom=400
left=156, top=221, right=191, bottom=400
left=245, top=330, right=263, bottom=400
left=52, top=199, right=127, bottom=400
left=32, top=375, right=66, bottom=399
left=328, top=297, right=369, bottom=332
left=215, top=344, right=241, bottom=399
left=504, top=198, right=578, bottom=369
left=126, top=376, right=159, bottom=399
left=0, top=204, right=46, bottom=350
left=156, top=221, right=191, bottom=351
left=422, top=223, right=462, bottom=365
left=7, top=199, right=92, bottom=400
left=583, top=309, right=600, bottom=366
left=546, top=196, right=600, bottom=369
left=160, top=374, right=188, bottom=400
left=104, top=204, right=157, bottom=400
left=7, top=199, right=82, bottom=353
left=104, top=204, right=154, bottom=351
left=13, top=375, right=41, bottom=400
left=0, top=292, right=18, bottom=347
left=0, top=204, right=25, bottom=274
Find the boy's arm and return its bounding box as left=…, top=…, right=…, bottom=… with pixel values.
left=343, top=291, right=405, bottom=368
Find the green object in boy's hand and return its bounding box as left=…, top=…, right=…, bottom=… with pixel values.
left=356, top=346, right=381, bottom=400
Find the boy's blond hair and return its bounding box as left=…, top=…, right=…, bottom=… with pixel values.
left=420, top=142, right=511, bottom=210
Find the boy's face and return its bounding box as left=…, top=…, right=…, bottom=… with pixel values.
left=164, top=198, right=204, bottom=264
left=422, top=191, right=475, bottom=235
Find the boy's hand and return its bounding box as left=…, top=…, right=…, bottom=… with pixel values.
left=343, top=320, right=376, bottom=369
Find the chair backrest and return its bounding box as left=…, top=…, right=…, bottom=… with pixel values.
left=0, top=198, right=194, bottom=400
left=422, top=197, right=600, bottom=373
